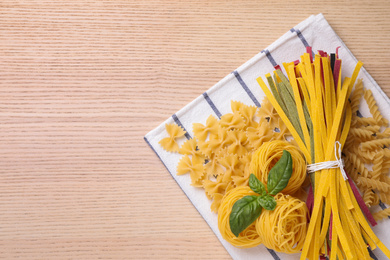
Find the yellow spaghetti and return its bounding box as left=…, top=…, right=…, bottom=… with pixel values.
left=255, top=194, right=308, bottom=253
left=218, top=186, right=262, bottom=248
left=250, top=140, right=306, bottom=195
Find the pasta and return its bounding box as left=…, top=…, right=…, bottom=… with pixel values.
left=218, top=154, right=241, bottom=183
left=220, top=111, right=246, bottom=131
left=357, top=177, right=390, bottom=193
left=352, top=117, right=377, bottom=127
left=159, top=123, right=186, bottom=152
left=257, top=95, right=279, bottom=125
left=176, top=155, right=205, bottom=187
left=380, top=192, right=390, bottom=205
left=348, top=128, right=376, bottom=142
left=156, top=53, right=390, bottom=255
left=373, top=208, right=390, bottom=222
left=250, top=140, right=306, bottom=195
left=344, top=152, right=370, bottom=178
left=218, top=186, right=263, bottom=248
left=179, top=138, right=205, bottom=162
left=350, top=78, right=364, bottom=115
left=364, top=89, right=388, bottom=126
left=233, top=101, right=258, bottom=129
left=245, top=121, right=275, bottom=150
left=360, top=138, right=390, bottom=151
left=227, top=130, right=249, bottom=156
left=203, top=158, right=224, bottom=180
left=193, top=115, right=219, bottom=142
left=362, top=190, right=377, bottom=207
left=371, top=151, right=384, bottom=180
left=255, top=194, right=308, bottom=253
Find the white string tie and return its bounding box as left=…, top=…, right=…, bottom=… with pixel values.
left=306, top=141, right=348, bottom=180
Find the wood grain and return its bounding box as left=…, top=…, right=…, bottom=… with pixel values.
left=0, top=1, right=389, bottom=259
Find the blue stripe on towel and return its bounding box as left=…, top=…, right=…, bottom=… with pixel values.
left=172, top=113, right=191, bottom=139
left=368, top=247, right=379, bottom=260
left=233, top=71, right=261, bottom=107
left=261, top=49, right=278, bottom=67
left=290, top=28, right=309, bottom=47
left=290, top=28, right=315, bottom=57
left=266, top=248, right=280, bottom=260
left=203, top=92, right=222, bottom=119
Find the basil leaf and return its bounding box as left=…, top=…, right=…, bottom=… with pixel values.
left=267, top=150, right=293, bottom=195
left=229, top=195, right=262, bottom=237
left=257, top=194, right=277, bottom=211
left=249, top=174, right=266, bottom=195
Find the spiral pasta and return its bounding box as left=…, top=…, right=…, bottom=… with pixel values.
left=349, top=128, right=376, bottom=142
left=217, top=186, right=263, bottom=248
left=344, top=152, right=370, bottom=178
left=371, top=151, right=384, bottom=180
left=255, top=194, right=308, bottom=253
left=250, top=140, right=306, bottom=195
left=352, top=117, right=377, bottom=127
left=350, top=78, right=364, bottom=114
left=380, top=192, right=390, bottom=205
left=373, top=208, right=390, bottom=222
left=364, top=89, right=388, bottom=126
left=357, top=177, right=390, bottom=193
left=361, top=138, right=390, bottom=151
left=362, top=189, right=377, bottom=207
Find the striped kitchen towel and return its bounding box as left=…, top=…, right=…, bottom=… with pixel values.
left=144, top=13, right=390, bottom=260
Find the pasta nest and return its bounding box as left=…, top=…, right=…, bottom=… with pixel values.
left=250, top=140, right=306, bottom=195
left=217, top=186, right=263, bottom=248
left=255, top=193, right=309, bottom=254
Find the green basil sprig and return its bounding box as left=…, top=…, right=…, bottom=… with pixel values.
left=229, top=150, right=293, bottom=237
left=267, top=150, right=293, bottom=195
left=229, top=195, right=262, bottom=237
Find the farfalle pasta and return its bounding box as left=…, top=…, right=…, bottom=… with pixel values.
left=193, top=115, right=219, bottom=142
left=159, top=123, right=186, bottom=152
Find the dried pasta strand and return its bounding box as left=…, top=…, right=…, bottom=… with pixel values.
left=372, top=208, right=390, bottom=222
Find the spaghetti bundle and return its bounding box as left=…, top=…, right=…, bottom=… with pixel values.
left=255, top=194, right=308, bottom=253
left=250, top=140, right=306, bottom=195
left=257, top=49, right=390, bottom=259
left=218, top=186, right=263, bottom=248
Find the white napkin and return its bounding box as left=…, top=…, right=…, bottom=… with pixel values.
left=144, top=13, right=390, bottom=260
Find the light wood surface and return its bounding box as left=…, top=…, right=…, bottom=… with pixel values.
left=1, top=1, right=390, bottom=259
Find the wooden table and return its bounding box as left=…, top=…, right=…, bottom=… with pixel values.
left=1, top=1, right=389, bottom=259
